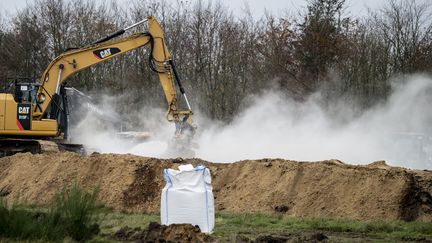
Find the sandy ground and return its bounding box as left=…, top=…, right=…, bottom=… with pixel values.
left=0, top=152, right=431, bottom=221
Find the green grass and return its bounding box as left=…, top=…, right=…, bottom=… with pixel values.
left=2, top=199, right=431, bottom=242
left=93, top=211, right=432, bottom=242
left=0, top=183, right=100, bottom=242
left=0, top=200, right=49, bottom=240
left=211, top=213, right=432, bottom=241
left=98, top=210, right=159, bottom=234
left=50, top=183, right=100, bottom=241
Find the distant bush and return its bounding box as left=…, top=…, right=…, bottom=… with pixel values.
left=0, top=183, right=100, bottom=241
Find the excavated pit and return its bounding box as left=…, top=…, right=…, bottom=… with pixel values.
left=0, top=152, right=431, bottom=221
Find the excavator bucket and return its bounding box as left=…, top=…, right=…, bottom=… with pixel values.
left=166, top=118, right=197, bottom=158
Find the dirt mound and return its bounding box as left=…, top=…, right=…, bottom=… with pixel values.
left=144, top=222, right=213, bottom=243
left=253, top=232, right=328, bottom=243
left=0, top=152, right=173, bottom=211
left=215, top=159, right=432, bottom=221
left=0, top=152, right=431, bottom=221
left=111, top=223, right=213, bottom=242
left=112, top=226, right=147, bottom=242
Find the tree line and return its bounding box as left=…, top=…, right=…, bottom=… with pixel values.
left=0, top=0, right=431, bottom=122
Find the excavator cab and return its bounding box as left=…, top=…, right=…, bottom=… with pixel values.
left=4, top=78, right=69, bottom=138
left=13, top=80, right=40, bottom=105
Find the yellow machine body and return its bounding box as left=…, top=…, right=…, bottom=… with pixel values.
left=0, top=93, right=58, bottom=136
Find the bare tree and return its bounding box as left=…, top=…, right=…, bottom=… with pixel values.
left=375, top=0, right=432, bottom=73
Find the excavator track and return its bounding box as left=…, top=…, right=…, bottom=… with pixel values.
left=0, top=138, right=85, bottom=158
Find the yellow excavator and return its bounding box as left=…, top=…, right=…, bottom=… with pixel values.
left=0, top=16, right=195, bottom=156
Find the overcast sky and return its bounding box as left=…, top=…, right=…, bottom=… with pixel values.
left=219, top=0, right=384, bottom=17
left=0, top=0, right=384, bottom=18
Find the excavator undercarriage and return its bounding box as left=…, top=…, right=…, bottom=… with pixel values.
left=0, top=138, right=84, bottom=157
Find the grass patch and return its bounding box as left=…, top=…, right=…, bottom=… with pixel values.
left=2, top=200, right=431, bottom=242
left=0, top=183, right=100, bottom=242
left=98, top=210, right=160, bottom=234
left=212, top=213, right=432, bottom=241
left=0, top=200, right=49, bottom=240
left=95, top=211, right=432, bottom=242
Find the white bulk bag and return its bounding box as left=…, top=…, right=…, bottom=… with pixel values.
left=161, top=164, right=215, bottom=233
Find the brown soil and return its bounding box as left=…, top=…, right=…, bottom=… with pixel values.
left=253, top=232, right=328, bottom=243
left=0, top=152, right=431, bottom=221
left=111, top=223, right=213, bottom=242
left=210, top=159, right=432, bottom=221
left=145, top=222, right=213, bottom=243
left=111, top=226, right=147, bottom=242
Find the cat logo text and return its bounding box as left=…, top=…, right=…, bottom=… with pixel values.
left=93, top=47, right=121, bottom=59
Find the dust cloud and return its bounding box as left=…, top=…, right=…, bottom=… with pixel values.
left=71, top=75, right=432, bottom=170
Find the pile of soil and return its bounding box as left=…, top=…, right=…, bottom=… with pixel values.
left=0, top=152, right=172, bottom=212
left=112, top=223, right=213, bottom=243
left=0, top=152, right=431, bottom=221
left=253, top=233, right=328, bottom=243
left=112, top=226, right=147, bottom=242
left=210, top=159, right=432, bottom=221
left=145, top=222, right=213, bottom=242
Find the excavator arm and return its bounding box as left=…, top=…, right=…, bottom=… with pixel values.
left=34, top=16, right=195, bottom=138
